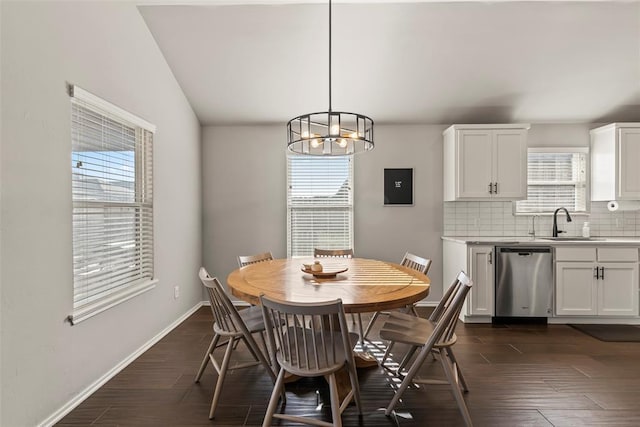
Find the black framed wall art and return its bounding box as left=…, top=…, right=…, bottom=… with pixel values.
left=384, top=168, right=413, bottom=205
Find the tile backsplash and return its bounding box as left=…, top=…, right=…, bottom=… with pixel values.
left=444, top=201, right=640, bottom=237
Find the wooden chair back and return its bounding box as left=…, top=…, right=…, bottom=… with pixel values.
left=435, top=271, right=472, bottom=345
left=314, top=248, right=354, bottom=259
left=260, top=296, right=354, bottom=375
left=400, top=252, right=432, bottom=275
left=237, top=251, right=273, bottom=268
left=260, top=294, right=362, bottom=425
left=199, top=267, right=245, bottom=336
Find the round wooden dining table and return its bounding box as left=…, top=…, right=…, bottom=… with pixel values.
left=227, top=257, right=430, bottom=313
left=228, top=257, right=430, bottom=397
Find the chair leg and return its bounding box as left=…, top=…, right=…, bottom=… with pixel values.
left=241, top=335, right=261, bottom=362
left=195, top=333, right=220, bottom=383
left=243, top=332, right=278, bottom=384
left=350, top=313, right=357, bottom=325
left=346, top=361, right=362, bottom=415
left=385, top=345, right=433, bottom=416
left=440, top=348, right=473, bottom=427
left=409, top=304, right=419, bottom=317
left=262, top=368, right=286, bottom=427
left=258, top=331, right=269, bottom=361
left=445, top=347, right=469, bottom=392
left=328, top=373, right=343, bottom=427
left=381, top=340, right=395, bottom=365
left=356, top=313, right=365, bottom=345
left=363, top=311, right=380, bottom=339
left=397, top=346, right=418, bottom=373
left=209, top=337, right=235, bottom=419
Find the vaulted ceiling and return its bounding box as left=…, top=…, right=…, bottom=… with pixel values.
left=139, top=1, right=640, bottom=126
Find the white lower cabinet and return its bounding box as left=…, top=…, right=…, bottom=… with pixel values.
left=555, top=247, right=639, bottom=317
left=442, top=240, right=494, bottom=322
left=468, top=245, right=494, bottom=316
left=444, top=240, right=640, bottom=322
left=555, top=262, right=598, bottom=316
left=598, top=263, right=639, bottom=316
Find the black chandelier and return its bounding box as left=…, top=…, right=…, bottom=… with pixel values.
left=286, top=0, right=374, bottom=156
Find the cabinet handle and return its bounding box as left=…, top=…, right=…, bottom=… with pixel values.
left=600, top=266, right=605, bottom=280
left=594, top=267, right=599, bottom=279
left=488, top=252, right=493, bottom=265
left=488, top=182, right=493, bottom=194
left=493, top=182, right=498, bottom=194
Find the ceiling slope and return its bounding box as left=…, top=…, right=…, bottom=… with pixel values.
left=140, top=1, right=640, bottom=125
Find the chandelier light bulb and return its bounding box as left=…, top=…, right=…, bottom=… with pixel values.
left=337, top=138, right=348, bottom=148
left=310, top=139, right=322, bottom=148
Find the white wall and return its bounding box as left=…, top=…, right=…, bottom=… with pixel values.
left=202, top=124, right=446, bottom=301
left=527, top=123, right=591, bottom=147
left=354, top=125, right=446, bottom=300
left=201, top=125, right=287, bottom=287
left=0, top=2, right=202, bottom=426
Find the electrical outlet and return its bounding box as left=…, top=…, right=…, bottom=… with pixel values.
left=174, top=286, right=180, bottom=299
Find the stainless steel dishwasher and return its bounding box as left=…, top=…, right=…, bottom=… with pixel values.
left=495, top=246, right=553, bottom=319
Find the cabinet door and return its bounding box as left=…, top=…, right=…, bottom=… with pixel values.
left=468, top=246, right=494, bottom=316
left=598, top=262, right=639, bottom=316
left=555, top=262, right=597, bottom=316
left=590, top=125, right=616, bottom=201
left=618, top=128, right=640, bottom=199
left=492, top=129, right=527, bottom=200
left=457, top=130, right=493, bottom=199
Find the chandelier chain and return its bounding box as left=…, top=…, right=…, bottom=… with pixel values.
left=328, top=0, right=332, bottom=113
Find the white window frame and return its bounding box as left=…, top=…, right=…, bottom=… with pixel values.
left=515, top=147, right=589, bottom=215
left=68, top=85, right=157, bottom=325
left=287, top=155, right=354, bottom=258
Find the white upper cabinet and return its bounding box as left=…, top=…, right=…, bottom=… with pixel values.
left=591, top=123, right=640, bottom=201
left=443, top=124, right=530, bottom=201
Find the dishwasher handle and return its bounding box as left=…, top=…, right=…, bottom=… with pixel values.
left=497, top=247, right=551, bottom=254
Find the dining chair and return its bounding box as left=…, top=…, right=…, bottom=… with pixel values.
left=380, top=271, right=473, bottom=427
left=237, top=251, right=274, bottom=267
left=194, top=267, right=277, bottom=419
left=381, top=273, right=466, bottom=377
left=363, top=252, right=432, bottom=339
left=260, top=295, right=362, bottom=427
left=313, top=248, right=362, bottom=336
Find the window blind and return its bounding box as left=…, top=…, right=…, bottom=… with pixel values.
left=69, top=86, right=155, bottom=324
left=287, top=156, right=353, bottom=257
left=516, top=150, right=587, bottom=213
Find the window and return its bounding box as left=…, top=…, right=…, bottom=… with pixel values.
left=287, top=155, right=353, bottom=257
left=515, top=148, right=588, bottom=214
left=68, top=86, right=156, bottom=324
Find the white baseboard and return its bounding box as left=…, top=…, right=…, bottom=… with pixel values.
left=38, top=301, right=204, bottom=427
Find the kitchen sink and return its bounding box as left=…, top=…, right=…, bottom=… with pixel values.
left=541, top=237, right=605, bottom=241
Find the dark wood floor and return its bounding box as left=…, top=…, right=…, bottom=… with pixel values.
left=57, top=307, right=640, bottom=426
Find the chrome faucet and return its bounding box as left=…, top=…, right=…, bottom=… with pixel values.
left=552, top=207, right=572, bottom=237
left=528, top=215, right=539, bottom=239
